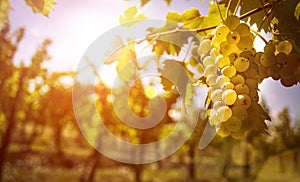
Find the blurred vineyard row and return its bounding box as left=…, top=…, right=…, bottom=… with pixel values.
left=0, top=25, right=300, bottom=182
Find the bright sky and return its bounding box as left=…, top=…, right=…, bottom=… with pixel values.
left=8, top=0, right=300, bottom=121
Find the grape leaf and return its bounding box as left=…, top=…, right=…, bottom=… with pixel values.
left=201, top=3, right=226, bottom=28
left=119, top=6, right=147, bottom=27
left=166, top=12, right=181, bottom=22
left=147, top=22, right=192, bottom=55
left=25, top=0, right=56, bottom=17
left=0, top=0, right=12, bottom=29
left=104, top=42, right=137, bottom=82
left=159, top=59, right=195, bottom=106
left=295, top=1, right=300, bottom=21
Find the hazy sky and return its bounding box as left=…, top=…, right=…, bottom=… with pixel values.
left=8, top=0, right=300, bottom=121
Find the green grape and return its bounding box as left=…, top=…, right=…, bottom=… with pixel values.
left=217, top=105, right=233, bottom=122
left=198, top=39, right=212, bottom=55
left=214, top=24, right=230, bottom=39
left=231, top=74, right=245, bottom=85
left=245, top=78, right=258, bottom=91
left=229, top=52, right=239, bottom=63
left=226, top=116, right=242, bottom=132
left=264, top=43, right=276, bottom=55
left=221, top=82, right=234, bottom=90
left=234, top=57, right=250, bottom=72
left=235, top=83, right=250, bottom=95
left=216, top=75, right=230, bottom=87
left=279, top=66, right=294, bottom=79
left=276, top=40, right=293, bottom=54
left=204, top=64, right=218, bottom=76
left=206, top=75, right=218, bottom=86
left=219, top=41, right=234, bottom=56
left=224, top=15, right=240, bottom=30
left=267, top=64, right=280, bottom=80
left=235, top=94, right=251, bottom=109
left=232, top=106, right=248, bottom=120
left=210, top=47, right=220, bottom=58
left=237, top=36, right=253, bottom=51
left=244, top=63, right=258, bottom=78
left=222, top=89, right=237, bottom=105
left=280, top=77, right=297, bottom=87
left=253, top=52, right=263, bottom=65
left=248, top=91, right=259, bottom=102
left=231, top=129, right=245, bottom=139
left=203, top=56, right=215, bottom=67
left=209, top=110, right=221, bottom=125
left=216, top=55, right=230, bottom=68
left=235, top=23, right=250, bottom=37
left=257, top=65, right=268, bottom=79
left=240, top=50, right=254, bottom=61
left=221, top=65, right=236, bottom=78
left=260, top=53, right=276, bottom=67
left=211, top=89, right=223, bottom=102
left=213, top=100, right=225, bottom=111
left=211, top=36, right=223, bottom=48
left=226, top=31, right=241, bottom=44
left=275, top=52, right=288, bottom=66
left=217, top=125, right=231, bottom=137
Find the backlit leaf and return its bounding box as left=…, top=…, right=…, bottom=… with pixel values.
left=25, top=0, right=56, bottom=17
left=119, top=6, right=147, bottom=27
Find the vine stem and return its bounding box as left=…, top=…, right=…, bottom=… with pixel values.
left=233, top=0, right=241, bottom=15
left=226, top=0, right=233, bottom=18
left=251, top=29, right=268, bottom=44
left=138, top=2, right=273, bottom=43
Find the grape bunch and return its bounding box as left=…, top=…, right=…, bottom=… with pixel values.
left=191, top=15, right=277, bottom=139
left=256, top=40, right=300, bottom=87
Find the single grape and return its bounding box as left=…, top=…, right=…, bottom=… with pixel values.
left=217, top=125, right=231, bottom=137
left=276, top=40, right=293, bottom=54
left=210, top=47, right=220, bottom=58
left=209, top=110, right=221, bottom=125
left=214, top=24, right=230, bottom=39
left=267, top=64, right=281, bottom=80
left=204, top=64, right=218, bottom=76
left=232, top=106, right=248, bottom=120
left=203, top=56, right=215, bottom=67
left=197, top=63, right=204, bottom=74
left=253, top=52, right=263, bottom=65
left=235, top=83, right=250, bottom=94
left=264, top=43, right=276, bottom=55
left=231, top=129, right=245, bottom=139
left=219, top=41, right=234, bottom=56
left=279, top=66, right=293, bottom=79
left=211, top=89, right=223, bottom=102
left=221, top=82, right=235, bottom=90
left=198, top=39, right=212, bottom=55
left=235, top=23, right=250, bottom=37
left=222, top=89, right=237, bottom=105
left=231, top=74, right=245, bottom=85
left=216, top=55, right=230, bottom=68
left=248, top=91, right=259, bottom=102
left=260, top=53, right=276, bottom=67
left=216, top=75, right=230, bottom=87
left=227, top=116, right=242, bottom=132
left=206, top=75, right=218, bottom=86
left=280, top=77, right=297, bottom=87
left=213, top=100, right=225, bottom=111
left=217, top=105, right=233, bottom=122
left=234, top=57, right=250, bottom=72
left=211, top=36, right=223, bottom=48
left=227, top=31, right=241, bottom=44
left=235, top=94, right=251, bottom=109
left=224, top=15, right=240, bottom=30
left=244, top=63, right=258, bottom=78
left=237, top=36, right=253, bottom=51
left=221, top=65, right=237, bottom=78
left=229, top=52, right=239, bottom=63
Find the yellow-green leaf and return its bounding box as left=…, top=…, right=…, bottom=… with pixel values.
left=119, top=6, right=147, bottom=27
left=0, top=0, right=12, bottom=29
left=25, top=0, right=56, bottom=17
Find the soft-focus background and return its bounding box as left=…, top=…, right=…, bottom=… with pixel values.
left=0, top=0, right=300, bottom=181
